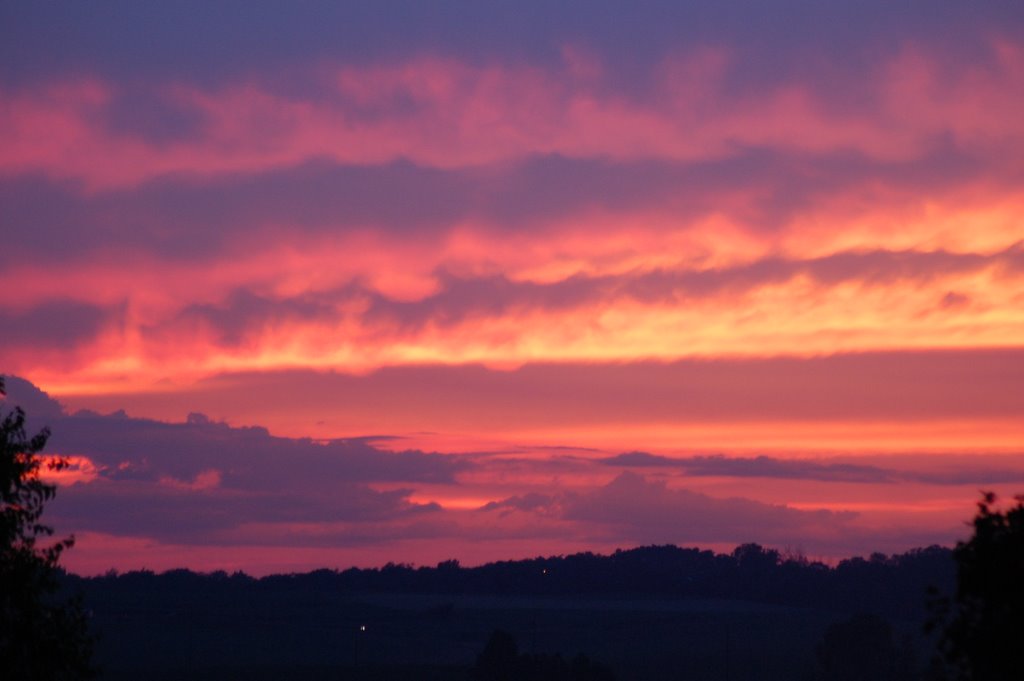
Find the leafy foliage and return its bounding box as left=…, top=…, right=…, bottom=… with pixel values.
left=931, top=492, right=1024, bottom=681
left=0, top=376, right=94, bottom=679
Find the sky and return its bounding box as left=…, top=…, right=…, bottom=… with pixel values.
left=2, top=1, right=1023, bottom=576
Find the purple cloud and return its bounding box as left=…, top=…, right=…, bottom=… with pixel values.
left=599, top=452, right=1024, bottom=486
left=2, top=376, right=464, bottom=545
left=562, top=472, right=855, bottom=546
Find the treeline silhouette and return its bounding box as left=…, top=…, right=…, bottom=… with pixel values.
left=474, top=629, right=615, bottom=681
left=66, top=542, right=954, bottom=619
left=53, top=543, right=961, bottom=680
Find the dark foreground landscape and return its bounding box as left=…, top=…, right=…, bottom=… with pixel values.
left=69, top=543, right=954, bottom=680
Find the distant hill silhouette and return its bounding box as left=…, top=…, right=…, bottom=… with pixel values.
left=65, top=543, right=955, bottom=681
left=67, top=542, right=953, bottom=619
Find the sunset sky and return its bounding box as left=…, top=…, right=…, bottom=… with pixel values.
left=2, top=1, right=1023, bottom=576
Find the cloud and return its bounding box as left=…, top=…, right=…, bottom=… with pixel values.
left=2, top=376, right=465, bottom=546
left=562, top=472, right=855, bottom=546
left=4, top=33, right=1024, bottom=190
left=4, top=374, right=1002, bottom=566
left=3, top=379, right=463, bottom=487
left=63, top=243, right=1014, bottom=370
left=1, top=145, right=1002, bottom=269
left=598, top=452, right=1024, bottom=486
left=1, top=374, right=65, bottom=422
left=3, top=3, right=1022, bottom=572
left=7, top=152, right=1020, bottom=309
left=363, top=245, right=1018, bottom=328
left=43, top=348, right=1024, bottom=443
left=50, top=411, right=466, bottom=487
left=473, top=471, right=933, bottom=557
left=937, top=291, right=971, bottom=310
left=479, top=492, right=557, bottom=515
left=3, top=4, right=1023, bottom=390
left=4, top=2, right=1019, bottom=95
left=47, top=477, right=440, bottom=546
left=5, top=235, right=1023, bottom=388
left=0, top=300, right=121, bottom=350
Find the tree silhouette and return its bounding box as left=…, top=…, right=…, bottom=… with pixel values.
left=473, top=629, right=616, bottom=681
left=1, top=376, right=94, bottom=679
left=474, top=629, right=521, bottom=681
left=931, top=492, right=1024, bottom=681
left=816, top=612, right=915, bottom=681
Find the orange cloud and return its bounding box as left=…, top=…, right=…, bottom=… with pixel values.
left=39, top=454, right=101, bottom=486
left=9, top=238, right=1023, bottom=394
left=158, top=469, right=222, bottom=492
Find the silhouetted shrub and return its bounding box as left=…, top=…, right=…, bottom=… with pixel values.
left=473, top=629, right=616, bottom=681
left=930, top=492, right=1024, bottom=681
left=1, top=376, right=95, bottom=679
left=816, top=613, right=915, bottom=681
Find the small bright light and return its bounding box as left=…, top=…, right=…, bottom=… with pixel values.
left=360, top=625, right=366, bottom=632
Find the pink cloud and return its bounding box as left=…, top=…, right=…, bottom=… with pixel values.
left=158, top=468, right=222, bottom=491
left=3, top=41, right=1023, bottom=191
